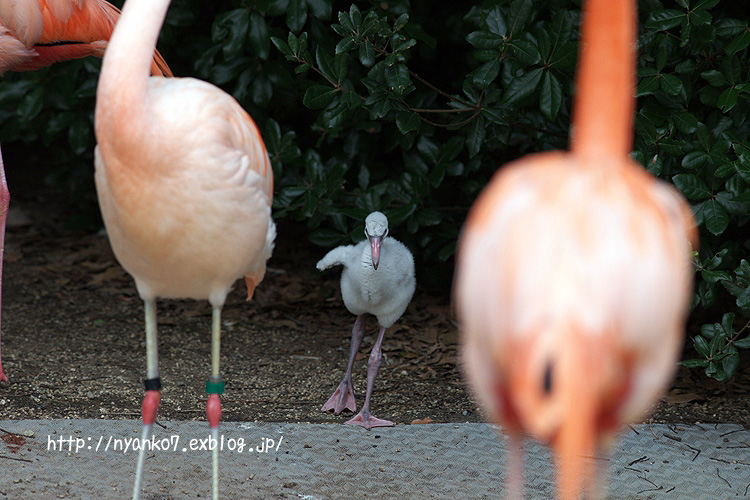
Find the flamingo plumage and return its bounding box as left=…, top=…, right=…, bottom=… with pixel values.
left=93, top=0, right=274, bottom=498
left=454, top=0, right=697, bottom=499
left=0, top=0, right=172, bottom=383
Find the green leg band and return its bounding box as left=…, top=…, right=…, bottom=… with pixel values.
left=206, top=376, right=225, bottom=395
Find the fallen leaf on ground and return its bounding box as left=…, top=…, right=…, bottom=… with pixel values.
left=663, top=390, right=703, bottom=404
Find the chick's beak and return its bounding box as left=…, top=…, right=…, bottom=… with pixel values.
left=369, top=235, right=382, bottom=270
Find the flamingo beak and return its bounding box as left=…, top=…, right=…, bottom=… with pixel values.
left=368, top=235, right=382, bottom=270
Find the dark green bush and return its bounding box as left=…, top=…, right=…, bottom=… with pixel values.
left=0, top=0, right=748, bottom=379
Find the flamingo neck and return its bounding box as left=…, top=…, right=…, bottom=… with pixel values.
left=95, top=0, right=171, bottom=153
left=570, top=0, right=636, bottom=160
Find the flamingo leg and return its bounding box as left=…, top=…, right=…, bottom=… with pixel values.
left=133, top=299, right=160, bottom=500
left=321, top=314, right=365, bottom=414
left=506, top=433, right=524, bottom=500
left=206, top=306, right=224, bottom=500
left=585, top=447, right=607, bottom=500
left=0, top=143, right=9, bottom=383
left=345, top=325, right=393, bottom=430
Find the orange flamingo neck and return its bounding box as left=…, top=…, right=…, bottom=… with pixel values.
left=570, top=0, right=636, bottom=160
left=95, top=0, right=171, bottom=158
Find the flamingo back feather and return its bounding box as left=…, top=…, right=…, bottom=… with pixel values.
left=0, top=0, right=171, bottom=76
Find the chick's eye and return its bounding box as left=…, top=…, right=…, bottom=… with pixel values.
left=543, top=361, right=553, bottom=395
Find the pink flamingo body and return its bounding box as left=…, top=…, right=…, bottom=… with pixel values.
left=94, top=0, right=274, bottom=498
left=454, top=0, right=697, bottom=498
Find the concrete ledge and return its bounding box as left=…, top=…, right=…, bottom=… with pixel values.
left=1, top=420, right=748, bottom=499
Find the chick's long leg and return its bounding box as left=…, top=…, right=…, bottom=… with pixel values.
left=322, top=314, right=365, bottom=414
left=345, top=325, right=394, bottom=430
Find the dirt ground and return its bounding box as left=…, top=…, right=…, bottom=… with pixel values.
left=0, top=195, right=748, bottom=428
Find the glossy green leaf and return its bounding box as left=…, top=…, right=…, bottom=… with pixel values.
left=393, top=13, right=409, bottom=32
left=539, top=71, right=562, bottom=120
left=735, top=158, right=750, bottom=183
left=693, top=0, right=720, bottom=10
left=384, top=63, right=411, bottom=96
left=43, top=111, right=75, bottom=144
left=701, top=70, right=726, bottom=87
left=701, top=323, right=720, bottom=340
left=680, top=359, right=710, bottom=368
left=675, top=59, right=696, bottom=73
left=502, top=68, right=543, bottom=105
left=724, top=30, right=750, bottom=55
left=251, top=73, right=273, bottom=106
left=660, top=74, right=683, bottom=95
left=466, top=31, right=504, bottom=49
left=681, top=150, right=709, bottom=169
left=270, top=36, right=292, bottom=58
left=637, top=75, right=660, bottom=97
left=721, top=56, right=741, bottom=83
left=722, top=348, right=739, bottom=379
left=286, top=0, right=307, bottom=33
left=715, top=18, right=747, bottom=37
left=211, top=9, right=249, bottom=58
left=507, top=0, right=533, bottom=35
left=486, top=7, right=507, bottom=37
left=337, top=9, right=355, bottom=33
left=68, top=116, right=91, bottom=156
left=717, top=87, right=739, bottom=112
left=512, top=39, right=540, bottom=65
left=349, top=4, right=362, bottom=29
left=646, top=10, right=685, bottom=31
left=320, top=100, right=349, bottom=129
left=673, top=111, right=699, bottom=134
left=249, top=12, right=271, bottom=59
left=359, top=42, right=376, bottom=67
left=306, top=0, right=331, bottom=20
left=635, top=113, right=659, bottom=144
left=396, top=111, right=421, bottom=134
left=700, top=199, right=730, bottom=235
left=694, top=335, right=710, bottom=357
left=303, top=84, right=338, bottom=109
left=672, top=173, right=711, bottom=201
left=466, top=115, right=486, bottom=158
left=335, top=37, right=355, bottom=54
left=702, top=269, right=732, bottom=284
left=690, top=9, right=712, bottom=26
left=471, top=59, right=501, bottom=89
left=18, top=86, right=44, bottom=122
left=316, top=46, right=335, bottom=82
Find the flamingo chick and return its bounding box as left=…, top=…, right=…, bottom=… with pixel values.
left=0, top=0, right=171, bottom=383
left=94, top=0, right=273, bottom=498
left=454, top=0, right=696, bottom=498
left=318, top=211, right=415, bottom=430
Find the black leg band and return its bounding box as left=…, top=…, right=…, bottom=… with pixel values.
left=144, top=377, right=162, bottom=391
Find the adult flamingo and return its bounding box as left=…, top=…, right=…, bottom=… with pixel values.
left=94, top=0, right=274, bottom=498
left=0, top=0, right=172, bottom=383
left=454, top=0, right=697, bottom=498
